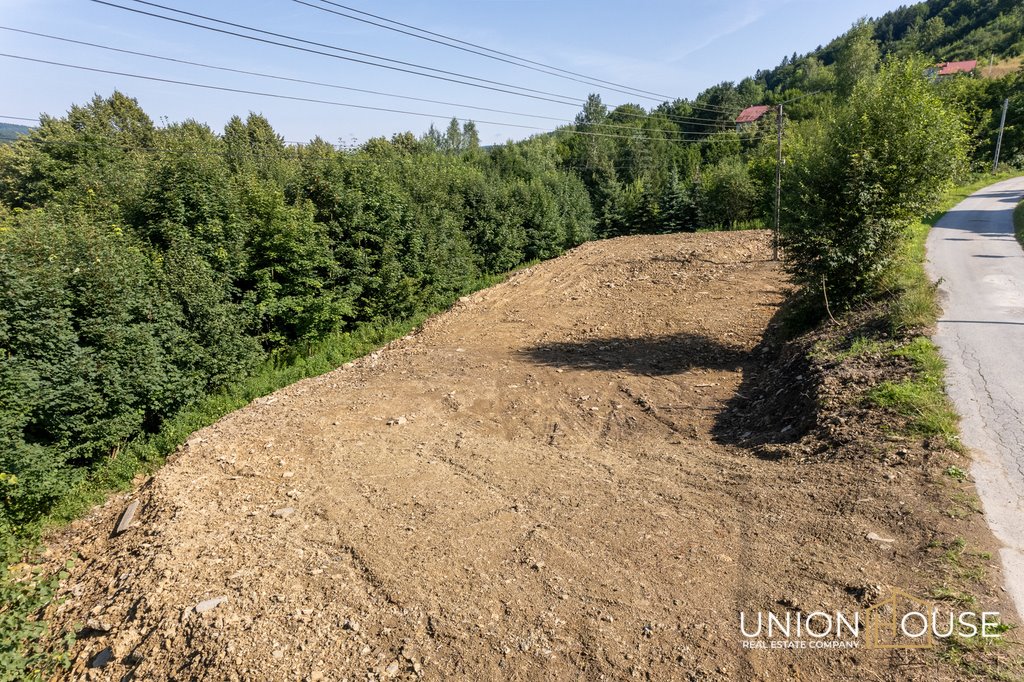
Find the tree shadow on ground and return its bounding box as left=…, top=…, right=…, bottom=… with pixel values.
left=519, top=294, right=826, bottom=458
left=521, top=333, right=747, bottom=376
left=711, top=291, right=821, bottom=455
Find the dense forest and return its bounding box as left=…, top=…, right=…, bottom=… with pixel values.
left=0, top=0, right=1021, bottom=554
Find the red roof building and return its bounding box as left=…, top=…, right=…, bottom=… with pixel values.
left=736, top=105, right=771, bottom=124
left=937, top=60, right=978, bottom=76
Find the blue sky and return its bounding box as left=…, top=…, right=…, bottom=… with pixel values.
left=1, top=1, right=910, bottom=145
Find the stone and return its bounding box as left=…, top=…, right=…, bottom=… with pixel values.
left=114, top=499, right=140, bottom=535
left=866, top=532, right=895, bottom=544
left=272, top=507, right=295, bottom=519
left=195, top=596, right=228, bottom=614
left=85, top=618, right=112, bottom=633
left=89, top=647, right=113, bottom=669
left=384, top=660, right=400, bottom=677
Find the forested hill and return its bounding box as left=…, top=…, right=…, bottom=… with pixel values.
left=758, top=0, right=1023, bottom=92
left=870, top=0, right=1022, bottom=60
left=0, top=123, right=32, bottom=143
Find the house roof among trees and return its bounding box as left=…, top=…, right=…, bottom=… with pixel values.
left=937, top=60, right=978, bottom=75
left=736, top=105, right=771, bottom=124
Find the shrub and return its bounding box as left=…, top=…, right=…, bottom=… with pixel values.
left=780, top=57, right=969, bottom=304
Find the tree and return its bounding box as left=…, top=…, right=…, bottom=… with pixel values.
left=0, top=91, right=153, bottom=213
left=442, top=118, right=463, bottom=155
left=834, top=20, right=880, bottom=98
left=781, top=57, right=969, bottom=303
left=698, top=158, right=756, bottom=229
left=461, top=121, right=480, bottom=151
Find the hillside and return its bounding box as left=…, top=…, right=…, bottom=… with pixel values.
left=0, top=123, right=31, bottom=143
left=40, top=231, right=1016, bottom=680
left=758, top=0, right=1023, bottom=92
left=872, top=0, right=1023, bottom=61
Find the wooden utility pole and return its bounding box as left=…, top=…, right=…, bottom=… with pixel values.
left=773, top=103, right=783, bottom=261
left=993, top=98, right=1009, bottom=174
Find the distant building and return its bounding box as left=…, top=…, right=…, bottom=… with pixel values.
left=735, top=105, right=771, bottom=130
left=926, top=60, right=978, bottom=79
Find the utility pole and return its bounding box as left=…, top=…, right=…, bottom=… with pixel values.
left=773, top=103, right=783, bottom=261
left=993, top=97, right=1009, bottom=174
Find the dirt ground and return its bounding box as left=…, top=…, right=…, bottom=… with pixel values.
left=41, top=231, right=1017, bottom=681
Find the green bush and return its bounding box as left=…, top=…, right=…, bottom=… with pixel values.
left=780, top=57, right=969, bottom=304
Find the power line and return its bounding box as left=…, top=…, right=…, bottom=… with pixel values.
left=0, top=26, right=570, bottom=124
left=0, top=115, right=39, bottom=122
left=1, top=53, right=766, bottom=145
left=95, top=0, right=581, bottom=106
left=92, top=1, right=742, bottom=124
left=0, top=52, right=541, bottom=131
left=300, top=0, right=673, bottom=102
left=293, top=0, right=669, bottom=103
left=1, top=26, right=736, bottom=137
left=1, top=27, right=739, bottom=141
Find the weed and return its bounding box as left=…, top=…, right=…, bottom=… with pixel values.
left=943, top=537, right=968, bottom=565
left=930, top=584, right=977, bottom=605
left=0, top=562, right=74, bottom=681
left=945, top=465, right=969, bottom=481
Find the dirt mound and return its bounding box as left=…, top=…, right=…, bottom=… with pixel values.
left=40, top=231, right=1015, bottom=681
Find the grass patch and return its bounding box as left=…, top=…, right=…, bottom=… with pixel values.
left=929, top=537, right=1016, bottom=679
left=929, top=584, right=977, bottom=606
left=1015, top=196, right=1024, bottom=246
left=864, top=337, right=962, bottom=449
left=811, top=335, right=894, bottom=362
left=945, top=465, right=969, bottom=481
left=0, top=264, right=530, bottom=681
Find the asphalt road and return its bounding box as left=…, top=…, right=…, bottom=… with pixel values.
left=927, top=175, right=1024, bottom=617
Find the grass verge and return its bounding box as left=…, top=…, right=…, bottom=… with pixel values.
left=0, top=264, right=529, bottom=681
left=1015, top=195, right=1024, bottom=245
left=807, top=173, right=1024, bottom=676
left=859, top=172, right=1022, bottom=451
left=864, top=337, right=961, bottom=448
left=885, top=171, right=1020, bottom=331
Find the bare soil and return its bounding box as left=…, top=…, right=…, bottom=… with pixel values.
left=42, top=231, right=1017, bottom=681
